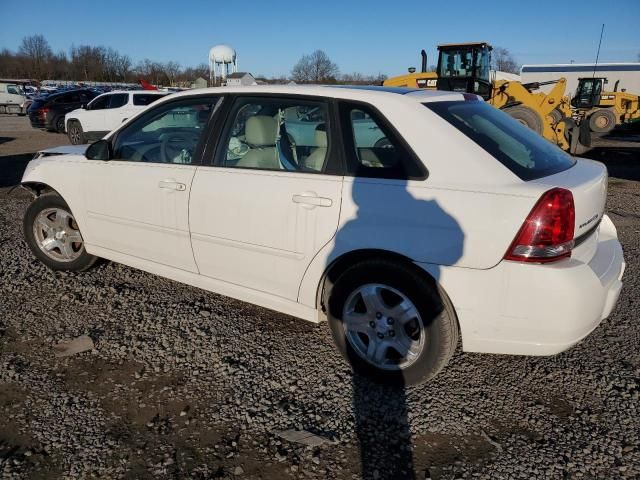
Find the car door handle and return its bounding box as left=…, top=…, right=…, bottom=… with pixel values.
left=292, top=194, right=332, bottom=207
left=158, top=180, right=186, bottom=191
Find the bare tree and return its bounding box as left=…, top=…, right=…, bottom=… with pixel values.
left=115, top=54, right=132, bottom=82
left=492, top=47, right=520, bottom=74
left=18, top=34, right=52, bottom=78
left=292, top=50, right=339, bottom=83
left=164, top=61, right=181, bottom=86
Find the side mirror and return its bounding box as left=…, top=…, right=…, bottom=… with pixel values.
left=85, top=139, right=112, bottom=161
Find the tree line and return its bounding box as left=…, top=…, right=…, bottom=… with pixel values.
left=0, top=35, right=211, bottom=86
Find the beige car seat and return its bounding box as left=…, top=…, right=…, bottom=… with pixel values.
left=236, top=116, right=280, bottom=169
left=304, top=128, right=327, bottom=171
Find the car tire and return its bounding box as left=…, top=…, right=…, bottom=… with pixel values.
left=23, top=193, right=97, bottom=272
left=588, top=109, right=617, bottom=134
left=67, top=120, right=85, bottom=145
left=503, top=105, right=543, bottom=134
left=55, top=116, right=65, bottom=133
left=326, top=258, right=458, bottom=386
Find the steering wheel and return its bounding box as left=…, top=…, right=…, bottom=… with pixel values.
left=160, top=131, right=201, bottom=164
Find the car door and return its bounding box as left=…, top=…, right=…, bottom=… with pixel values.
left=81, top=94, right=111, bottom=132
left=83, top=96, right=221, bottom=272
left=104, top=93, right=129, bottom=132
left=189, top=95, right=343, bottom=300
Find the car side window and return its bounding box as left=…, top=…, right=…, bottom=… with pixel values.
left=218, top=97, right=332, bottom=173
left=339, top=102, right=426, bottom=180
left=89, top=96, right=110, bottom=110
left=133, top=94, right=163, bottom=106
left=108, top=93, right=128, bottom=109
left=112, top=97, right=219, bottom=165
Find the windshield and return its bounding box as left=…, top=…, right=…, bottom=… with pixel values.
left=425, top=101, right=576, bottom=181
left=439, top=48, right=474, bottom=78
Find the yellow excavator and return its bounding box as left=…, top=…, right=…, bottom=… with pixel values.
left=385, top=42, right=590, bottom=154
left=571, top=77, right=640, bottom=134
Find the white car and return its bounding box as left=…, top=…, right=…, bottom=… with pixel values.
left=21, top=85, right=625, bottom=385
left=64, top=90, right=168, bottom=145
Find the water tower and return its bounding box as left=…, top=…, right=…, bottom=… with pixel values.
left=209, top=44, right=237, bottom=85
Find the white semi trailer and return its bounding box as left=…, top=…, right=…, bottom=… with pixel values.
left=521, top=63, right=640, bottom=98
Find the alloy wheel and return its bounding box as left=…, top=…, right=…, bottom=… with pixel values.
left=32, top=208, right=84, bottom=262
left=342, top=283, right=425, bottom=370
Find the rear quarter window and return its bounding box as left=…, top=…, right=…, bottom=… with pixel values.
left=425, top=101, right=576, bottom=180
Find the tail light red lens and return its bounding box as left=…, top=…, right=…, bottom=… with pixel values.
left=39, top=107, right=49, bottom=116
left=505, top=188, right=575, bottom=263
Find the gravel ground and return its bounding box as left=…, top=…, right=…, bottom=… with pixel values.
left=1, top=115, right=639, bottom=479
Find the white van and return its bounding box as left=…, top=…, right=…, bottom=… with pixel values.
left=0, top=82, right=31, bottom=115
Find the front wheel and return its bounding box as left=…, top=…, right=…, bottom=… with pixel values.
left=23, top=193, right=97, bottom=271
left=67, top=120, right=85, bottom=145
left=326, top=259, right=458, bottom=385
left=502, top=105, right=543, bottom=134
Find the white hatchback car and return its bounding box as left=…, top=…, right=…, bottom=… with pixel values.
left=64, top=90, right=168, bottom=145
left=21, top=85, right=625, bottom=385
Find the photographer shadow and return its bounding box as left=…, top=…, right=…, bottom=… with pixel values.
left=328, top=173, right=464, bottom=479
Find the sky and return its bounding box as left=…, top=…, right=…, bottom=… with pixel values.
left=1, top=0, right=639, bottom=78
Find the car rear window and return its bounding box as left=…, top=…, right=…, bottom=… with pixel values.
left=133, top=94, right=164, bottom=106
left=424, top=101, right=576, bottom=180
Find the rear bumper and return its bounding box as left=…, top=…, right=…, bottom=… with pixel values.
left=28, top=115, right=48, bottom=130
left=419, top=214, right=625, bottom=356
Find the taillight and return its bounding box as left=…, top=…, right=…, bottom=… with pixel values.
left=38, top=107, right=49, bottom=116
left=505, top=188, right=575, bottom=263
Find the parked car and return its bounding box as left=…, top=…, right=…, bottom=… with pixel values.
left=27, top=89, right=98, bottom=133
left=64, top=90, right=168, bottom=144
left=20, top=85, right=625, bottom=385
left=0, top=82, right=31, bottom=115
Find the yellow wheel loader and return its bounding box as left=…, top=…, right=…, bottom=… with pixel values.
left=385, top=42, right=590, bottom=154
left=571, top=77, right=640, bottom=134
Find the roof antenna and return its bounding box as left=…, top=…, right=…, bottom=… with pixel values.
left=592, top=23, right=605, bottom=78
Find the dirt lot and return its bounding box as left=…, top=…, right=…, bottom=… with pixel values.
left=1, top=115, right=639, bottom=479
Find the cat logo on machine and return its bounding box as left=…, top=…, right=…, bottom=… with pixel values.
left=417, top=78, right=437, bottom=89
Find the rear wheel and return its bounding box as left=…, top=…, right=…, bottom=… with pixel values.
left=23, top=193, right=97, bottom=271
left=326, top=259, right=458, bottom=385
left=588, top=109, right=617, bottom=134
left=503, top=105, right=543, bottom=134
left=67, top=120, right=85, bottom=145
left=55, top=116, right=65, bottom=133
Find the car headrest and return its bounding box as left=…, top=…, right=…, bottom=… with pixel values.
left=246, top=115, right=277, bottom=147
left=314, top=127, right=327, bottom=148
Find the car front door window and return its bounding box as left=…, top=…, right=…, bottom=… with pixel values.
left=113, top=98, right=219, bottom=164
left=88, top=96, right=109, bottom=110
